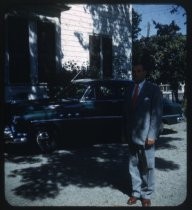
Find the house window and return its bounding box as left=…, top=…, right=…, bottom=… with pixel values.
left=37, top=20, right=56, bottom=82
left=6, top=16, right=57, bottom=84
left=7, top=16, right=30, bottom=84
left=89, top=35, right=112, bottom=78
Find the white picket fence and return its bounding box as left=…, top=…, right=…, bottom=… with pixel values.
left=160, top=83, right=185, bottom=101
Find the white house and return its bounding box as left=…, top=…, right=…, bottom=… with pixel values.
left=60, top=4, right=132, bottom=78
left=4, top=3, right=132, bottom=102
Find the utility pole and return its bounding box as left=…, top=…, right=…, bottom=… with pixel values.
left=147, top=22, right=150, bottom=37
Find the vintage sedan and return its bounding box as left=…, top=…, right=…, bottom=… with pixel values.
left=4, top=79, right=184, bottom=153
left=162, top=98, right=184, bottom=124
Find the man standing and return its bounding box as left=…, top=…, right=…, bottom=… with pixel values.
left=124, top=61, right=163, bottom=206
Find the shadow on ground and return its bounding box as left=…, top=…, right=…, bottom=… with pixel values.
left=156, top=136, right=182, bottom=150
left=5, top=144, right=132, bottom=201
left=4, top=136, right=181, bottom=202
left=161, top=128, right=178, bottom=135
left=155, top=157, right=180, bottom=171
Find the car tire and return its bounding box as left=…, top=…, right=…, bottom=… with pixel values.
left=36, top=128, right=58, bottom=153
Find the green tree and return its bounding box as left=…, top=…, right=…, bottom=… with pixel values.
left=133, top=21, right=186, bottom=102
left=132, top=8, right=143, bottom=73
left=153, top=20, right=180, bottom=36
left=152, top=21, right=186, bottom=102
left=132, top=8, right=142, bottom=41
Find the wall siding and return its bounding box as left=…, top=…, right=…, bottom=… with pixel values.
left=61, top=5, right=92, bottom=67
left=61, top=4, right=132, bottom=79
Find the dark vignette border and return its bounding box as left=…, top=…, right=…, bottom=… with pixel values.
left=0, top=0, right=191, bottom=210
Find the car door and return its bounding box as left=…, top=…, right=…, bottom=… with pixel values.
left=55, top=83, right=98, bottom=143
left=75, top=84, right=103, bottom=141
left=92, top=84, right=125, bottom=141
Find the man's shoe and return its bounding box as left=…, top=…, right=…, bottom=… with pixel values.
left=141, top=198, right=151, bottom=207
left=127, top=196, right=138, bottom=205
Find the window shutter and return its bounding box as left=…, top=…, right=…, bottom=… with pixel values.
left=7, top=17, right=30, bottom=84
left=102, top=37, right=112, bottom=78
left=89, top=35, right=101, bottom=72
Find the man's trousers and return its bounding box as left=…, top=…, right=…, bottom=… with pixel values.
left=128, top=144, right=155, bottom=199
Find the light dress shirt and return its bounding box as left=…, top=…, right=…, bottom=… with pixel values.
left=132, top=80, right=146, bottom=97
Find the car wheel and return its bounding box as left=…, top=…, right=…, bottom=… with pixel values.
left=36, top=129, right=57, bottom=153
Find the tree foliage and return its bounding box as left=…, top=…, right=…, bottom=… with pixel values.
left=153, top=20, right=180, bottom=36
left=133, top=21, right=187, bottom=102
left=170, top=5, right=186, bottom=24
left=132, top=8, right=142, bottom=41
left=47, top=61, right=100, bottom=99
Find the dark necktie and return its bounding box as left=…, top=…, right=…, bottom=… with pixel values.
left=132, top=84, right=139, bottom=108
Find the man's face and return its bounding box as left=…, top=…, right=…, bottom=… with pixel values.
left=132, top=64, right=147, bottom=83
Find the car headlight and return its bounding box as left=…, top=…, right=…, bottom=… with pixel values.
left=4, top=126, right=13, bottom=139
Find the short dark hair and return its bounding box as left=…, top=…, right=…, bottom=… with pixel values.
left=132, top=49, right=152, bottom=73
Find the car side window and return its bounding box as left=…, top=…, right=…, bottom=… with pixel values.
left=117, top=86, right=126, bottom=99
left=83, top=86, right=96, bottom=100
left=97, top=86, right=116, bottom=100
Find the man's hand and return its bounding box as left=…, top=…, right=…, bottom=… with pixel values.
left=146, top=139, right=155, bottom=146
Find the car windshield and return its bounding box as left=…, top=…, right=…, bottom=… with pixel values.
left=63, top=83, right=89, bottom=100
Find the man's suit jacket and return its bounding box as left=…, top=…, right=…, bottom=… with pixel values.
left=124, top=81, right=163, bottom=146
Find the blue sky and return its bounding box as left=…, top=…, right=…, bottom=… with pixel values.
left=133, top=4, right=186, bottom=38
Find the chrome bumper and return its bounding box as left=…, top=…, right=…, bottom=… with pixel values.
left=162, top=114, right=184, bottom=125
left=4, top=126, right=28, bottom=144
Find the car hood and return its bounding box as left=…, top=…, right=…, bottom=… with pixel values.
left=6, top=99, right=82, bottom=122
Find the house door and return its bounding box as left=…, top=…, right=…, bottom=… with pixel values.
left=89, top=35, right=112, bottom=78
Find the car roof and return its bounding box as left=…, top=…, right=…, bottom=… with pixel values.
left=72, top=78, right=133, bottom=86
